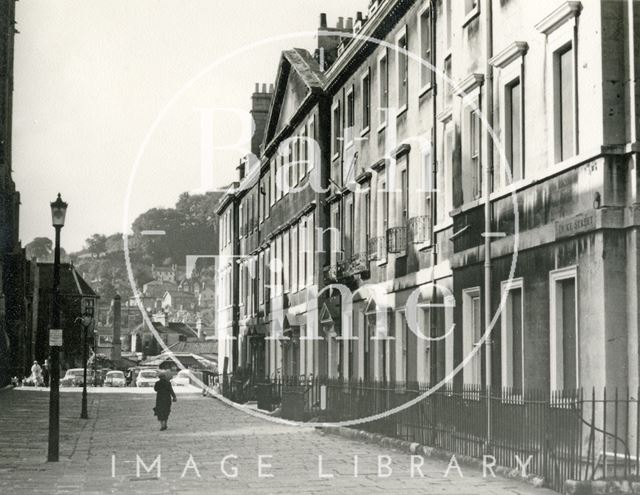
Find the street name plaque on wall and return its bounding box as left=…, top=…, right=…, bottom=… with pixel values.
left=555, top=211, right=596, bottom=240
left=49, top=329, right=63, bottom=347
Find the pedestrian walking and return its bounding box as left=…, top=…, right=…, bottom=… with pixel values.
left=153, top=371, right=177, bottom=431
left=30, top=361, right=43, bottom=387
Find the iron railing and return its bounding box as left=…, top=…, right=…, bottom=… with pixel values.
left=221, top=377, right=640, bottom=493
left=368, top=236, right=386, bottom=261
left=323, top=264, right=341, bottom=284
left=386, top=226, right=407, bottom=254
left=348, top=252, right=369, bottom=276
left=408, top=215, right=432, bottom=244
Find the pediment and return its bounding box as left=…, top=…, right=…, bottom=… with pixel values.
left=263, top=49, right=324, bottom=149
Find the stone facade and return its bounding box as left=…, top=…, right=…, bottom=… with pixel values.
left=0, top=0, right=31, bottom=386
left=215, top=0, right=640, bottom=408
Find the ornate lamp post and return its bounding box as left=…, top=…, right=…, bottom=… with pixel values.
left=48, top=193, right=67, bottom=462
left=80, top=298, right=94, bottom=419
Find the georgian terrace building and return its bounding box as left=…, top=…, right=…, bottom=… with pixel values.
left=324, top=0, right=640, bottom=395
left=217, top=0, right=640, bottom=397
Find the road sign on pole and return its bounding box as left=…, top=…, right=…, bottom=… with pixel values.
left=49, top=329, right=63, bottom=347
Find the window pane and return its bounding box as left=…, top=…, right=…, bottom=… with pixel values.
left=560, top=47, right=574, bottom=160
left=362, top=74, right=371, bottom=129
left=398, top=35, right=408, bottom=108
left=561, top=278, right=577, bottom=390
left=379, top=55, right=388, bottom=122
left=510, top=288, right=523, bottom=391
left=508, top=81, right=522, bottom=182
left=420, top=12, right=431, bottom=86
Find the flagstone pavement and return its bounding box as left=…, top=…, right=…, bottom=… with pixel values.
left=0, top=387, right=557, bottom=494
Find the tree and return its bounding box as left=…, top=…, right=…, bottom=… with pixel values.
left=25, top=237, right=53, bottom=261
left=85, top=234, right=107, bottom=258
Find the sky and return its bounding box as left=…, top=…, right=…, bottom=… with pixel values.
left=13, top=0, right=368, bottom=252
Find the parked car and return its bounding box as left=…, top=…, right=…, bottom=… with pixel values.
left=60, top=368, right=92, bottom=387
left=170, top=369, right=191, bottom=387
left=136, top=369, right=160, bottom=387
left=104, top=370, right=126, bottom=387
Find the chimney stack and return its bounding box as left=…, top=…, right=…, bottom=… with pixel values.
left=320, top=13, right=327, bottom=29
left=346, top=17, right=353, bottom=31
left=250, top=82, right=273, bottom=157
left=196, top=317, right=203, bottom=340
left=112, top=295, right=121, bottom=363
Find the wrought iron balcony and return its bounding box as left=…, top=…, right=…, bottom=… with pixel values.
left=408, top=215, right=432, bottom=244
left=368, top=236, right=386, bottom=261
left=323, top=264, right=341, bottom=284
left=349, top=252, right=369, bottom=276
left=386, top=226, right=407, bottom=255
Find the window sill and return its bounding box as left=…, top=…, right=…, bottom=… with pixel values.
left=332, top=152, right=340, bottom=162
left=360, top=126, right=371, bottom=138
left=418, top=83, right=433, bottom=100
left=434, top=217, right=454, bottom=233
left=377, top=121, right=388, bottom=134
left=462, top=6, right=480, bottom=28
left=396, top=105, right=408, bottom=119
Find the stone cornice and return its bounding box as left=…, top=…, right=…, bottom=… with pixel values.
left=455, top=73, right=484, bottom=97
left=489, top=42, right=529, bottom=69
left=535, top=1, right=582, bottom=35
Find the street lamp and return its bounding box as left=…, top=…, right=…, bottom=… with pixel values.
left=48, top=193, right=67, bottom=462
left=79, top=298, right=94, bottom=419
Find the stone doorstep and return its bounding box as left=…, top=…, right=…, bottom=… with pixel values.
left=317, top=426, right=546, bottom=489
left=564, top=480, right=640, bottom=495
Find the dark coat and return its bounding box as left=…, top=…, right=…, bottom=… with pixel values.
left=154, top=378, right=176, bottom=420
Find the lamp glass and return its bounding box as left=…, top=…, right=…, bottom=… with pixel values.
left=50, top=193, right=68, bottom=227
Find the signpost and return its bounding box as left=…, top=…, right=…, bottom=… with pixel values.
left=49, top=329, right=63, bottom=347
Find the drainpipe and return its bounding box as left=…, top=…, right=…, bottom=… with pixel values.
left=484, top=0, right=495, bottom=451
left=429, top=0, right=438, bottom=387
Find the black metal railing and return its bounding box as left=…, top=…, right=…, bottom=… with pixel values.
left=219, top=376, right=640, bottom=493
left=408, top=215, right=432, bottom=244
left=368, top=236, right=386, bottom=261
left=323, top=264, right=341, bottom=284
left=349, top=252, right=369, bottom=276
left=386, top=226, right=407, bottom=254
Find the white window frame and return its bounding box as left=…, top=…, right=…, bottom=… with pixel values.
left=458, top=75, right=484, bottom=204
left=444, top=295, right=455, bottom=384
left=395, top=309, right=409, bottom=385
left=360, top=68, right=371, bottom=136
left=291, top=224, right=298, bottom=294
left=269, top=158, right=276, bottom=206
left=345, top=85, right=355, bottom=149
left=490, top=42, right=528, bottom=189
left=462, top=287, right=482, bottom=388
left=417, top=3, right=432, bottom=95
left=332, top=99, right=342, bottom=160
left=437, top=116, right=454, bottom=227
left=376, top=171, right=388, bottom=265
left=306, top=212, right=314, bottom=286
left=283, top=230, right=290, bottom=294
left=377, top=49, right=389, bottom=132
left=549, top=265, right=579, bottom=393
left=500, top=278, right=524, bottom=392
left=265, top=170, right=271, bottom=218
left=395, top=25, right=409, bottom=116
left=307, top=115, right=316, bottom=173
left=536, top=3, right=580, bottom=166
